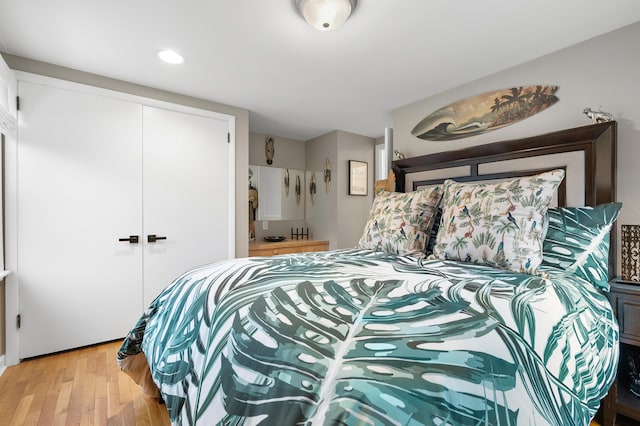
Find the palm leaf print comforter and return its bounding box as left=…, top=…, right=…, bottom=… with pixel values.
left=118, top=248, right=618, bottom=425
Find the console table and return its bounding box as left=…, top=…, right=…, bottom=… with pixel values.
left=248, top=239, right=330, bottom=257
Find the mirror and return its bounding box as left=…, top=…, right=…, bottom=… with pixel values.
left=249, top=165, right=305, bottom=221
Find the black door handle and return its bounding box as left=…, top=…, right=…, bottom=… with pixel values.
left=119, top=235, right=139, bottom=244
left=147, top=234, right=167, bottom=243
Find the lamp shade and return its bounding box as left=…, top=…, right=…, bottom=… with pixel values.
left=294, top=0, right=357, bottom=31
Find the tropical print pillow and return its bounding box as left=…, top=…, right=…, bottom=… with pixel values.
left=431, top=169, right=565, bottom=274
left=358, top=187, right=442, bottom=255
left=542, top=202, right=622, bottom=291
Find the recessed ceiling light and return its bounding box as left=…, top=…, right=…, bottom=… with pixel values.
left=157, top=49, right=185, bottom=65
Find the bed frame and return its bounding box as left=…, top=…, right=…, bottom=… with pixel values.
left=392, top=121, right=617, bottom=279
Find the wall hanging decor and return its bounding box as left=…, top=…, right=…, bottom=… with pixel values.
left=284, top=168, right=290, bottom=196
left=295, top=175, right=301, bottom=206
left=349, top=160, right=368, bottom=196
left=324, top=158, right=331, bottom=193
left=412, top=85, right=559, bottom=141
left=309, top=173, right=317, bottom=205
left=248, top=168, right=259, bottom=241
left=622, top=224, right=640, bottom=283
left=265, top=136, right=275, bottom=164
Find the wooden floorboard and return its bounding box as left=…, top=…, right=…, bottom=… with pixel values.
left=0, top=340, right=170, bottom=426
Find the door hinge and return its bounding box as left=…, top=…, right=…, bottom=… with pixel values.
left=227, top=132, right=230, bottom=143
left=16, top=96, right=20, bottom=111
left=17, top=314, right=21, bottom=329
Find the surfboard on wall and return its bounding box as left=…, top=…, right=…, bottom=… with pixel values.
left=411, top=85, right=559, bottom=141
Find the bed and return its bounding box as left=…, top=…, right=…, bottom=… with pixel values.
left=118, top=122, right=620, bottom=425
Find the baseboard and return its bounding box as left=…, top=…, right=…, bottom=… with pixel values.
left=0, top=354, right=6, bottom=377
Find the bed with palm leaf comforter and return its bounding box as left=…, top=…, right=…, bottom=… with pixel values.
left=119, top=122, right=620, bottom=425
left=118, top=248, right=618, bottom=425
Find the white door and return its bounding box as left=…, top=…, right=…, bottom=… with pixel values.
left=17, top=80, right=144, bottom=358
left=141, top=106, right=230, bottom=306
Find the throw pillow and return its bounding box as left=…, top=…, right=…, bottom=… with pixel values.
left=542, top=202, right=622, bottom=291
left=431, top=169, right=565, bottom=274
left=358, top=187, right=442, bottom=256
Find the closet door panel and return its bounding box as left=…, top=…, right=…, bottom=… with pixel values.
left=142, top=106, right=230, bottom=306
left=18, top=81, right=143, bottom=358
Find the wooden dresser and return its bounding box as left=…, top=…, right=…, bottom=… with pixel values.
left=249, top=239, right=330, bottom=257
left=603, top=280, right=640, bottom=426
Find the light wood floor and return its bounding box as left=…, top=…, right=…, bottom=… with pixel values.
left=0, top=340, right=169, bottom=425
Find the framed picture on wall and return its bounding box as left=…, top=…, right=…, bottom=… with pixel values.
left=349, top=160, right=368, bottom=196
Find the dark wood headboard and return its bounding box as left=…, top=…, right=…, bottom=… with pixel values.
left=392, top=121, right=617, bottom=278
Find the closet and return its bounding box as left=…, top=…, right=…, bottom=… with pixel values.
left=15, top=75, right=234, bottom=359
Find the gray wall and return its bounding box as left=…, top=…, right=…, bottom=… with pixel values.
left=249, top=132, right=306, bottom=170
left=305, top=130, right=375, bottom=249
left=306, top=132, right=339, bottom=247
left=248, top=132, right=307, bottom=242
left=248, top=129, right=376, bottom=249
left=335, top=131, right=376, bottom=248
left=392, top=21, right=640, bottom=276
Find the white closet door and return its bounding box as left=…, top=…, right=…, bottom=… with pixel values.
left=18, top=81, right=143, bottom=358
left=142, top=106, right=230, bottom=306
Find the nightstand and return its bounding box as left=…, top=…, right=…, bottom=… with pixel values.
left=603, top=279, right=640, bottom=426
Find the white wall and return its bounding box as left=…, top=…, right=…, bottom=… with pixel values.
left=1, top=53, right=251, bottom=258
left=392, top=22, right=640, bottom=276
left=0, top=54, right=249, bottom=365
left=0, top=54, right=16, bottom=362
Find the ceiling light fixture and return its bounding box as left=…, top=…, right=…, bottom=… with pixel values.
left=294, top=0, right=357, bottom=31
left=157, top=49, right=185, bottom=65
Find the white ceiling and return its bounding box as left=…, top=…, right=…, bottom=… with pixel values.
left=1, top=1, right=639, bottom=141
